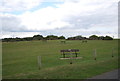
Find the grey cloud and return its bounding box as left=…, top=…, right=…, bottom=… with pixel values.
left=119, top=1, right=120, bottom=36
left=38, top=28, right=102, bottom=38
left=1, top=0, right=118, bottom=38
left=1, top=15, right=27, bottom=32
left=62, top=2, right=117, bottom=30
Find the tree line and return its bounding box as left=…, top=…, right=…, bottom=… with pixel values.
left=2, top=35, right=65, bottom=42
left=67, top=35, right=113, bottom=40
left=2, top=35, right=113, bottom=42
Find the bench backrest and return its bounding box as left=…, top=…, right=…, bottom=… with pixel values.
left=60, top=49, right=79, bottom=52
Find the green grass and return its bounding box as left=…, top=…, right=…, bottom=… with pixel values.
left=2, top=40, right=119, bottom=79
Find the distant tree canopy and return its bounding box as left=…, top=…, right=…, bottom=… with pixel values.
left=23, top=37, right=33, bottom=41
left=45, top=35, right=58, bottom=40
left=67, top=35, right=113, bottom=40
left=2, top=34, right=113, bottom=42
left=89, top=35, right=99, bottom=40
left=58, top=36, right=65, bottom=39
left=98, top=36, right=104, bottom=40
left=67, top=35, right=86, bottom=40
left=103, top=36, right=113, bottom=40
left=33, top=35, right=43, bottom=40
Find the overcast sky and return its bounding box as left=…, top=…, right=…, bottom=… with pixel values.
left=0, top=0, right=119, bottom=38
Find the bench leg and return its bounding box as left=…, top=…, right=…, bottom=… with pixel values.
left=75, top=53, right=77, bottom=57
left=63, top=54, right=65, bottom=58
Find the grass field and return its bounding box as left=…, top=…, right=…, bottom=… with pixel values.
left=2, top=40, right=119, bottom=79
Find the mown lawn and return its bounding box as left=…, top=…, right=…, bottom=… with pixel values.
left=2, top=40, right=119, bottom=79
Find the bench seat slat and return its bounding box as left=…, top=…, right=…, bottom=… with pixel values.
left=60, top=49, right=79, bottom=52
left=61, top=53, right=80, bottom=55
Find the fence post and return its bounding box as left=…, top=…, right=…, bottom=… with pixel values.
left=94, top=49, right=97, bottom=60
left=112, top=48, right=114, bottom=57
left=38, top=56, right=41, bottom=70
left=70, top=52, right=73, bottom=64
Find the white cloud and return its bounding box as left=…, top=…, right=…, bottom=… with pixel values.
left=1, top=32, right=40, bottom=38
left=1, top=13, right=26, bottom=32
left=19, top=6, right=72, bottom=30
left=1, top=0, right=43, bottom=12
left=1, top=0, right=119, bottom=38
left=18, top=0, right=118, bottom=31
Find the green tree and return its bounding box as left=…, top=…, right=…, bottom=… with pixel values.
left=75, top=35, right=85, bottom=40
left=98, top=36, right=104, bottom=40
left=58, top=36, right=65, bottom=39
left=23, top=37, right=33, bottom=41
left=45, top=35, right=58, bottom=40
left=33, top=35, right=43, bottom=40
left=89, top=35, right=98, bottom=40
left=104, top=36, right=113, bottom=40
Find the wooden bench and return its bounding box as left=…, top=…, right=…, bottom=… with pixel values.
left=60, top=49, right=79, bottom=58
